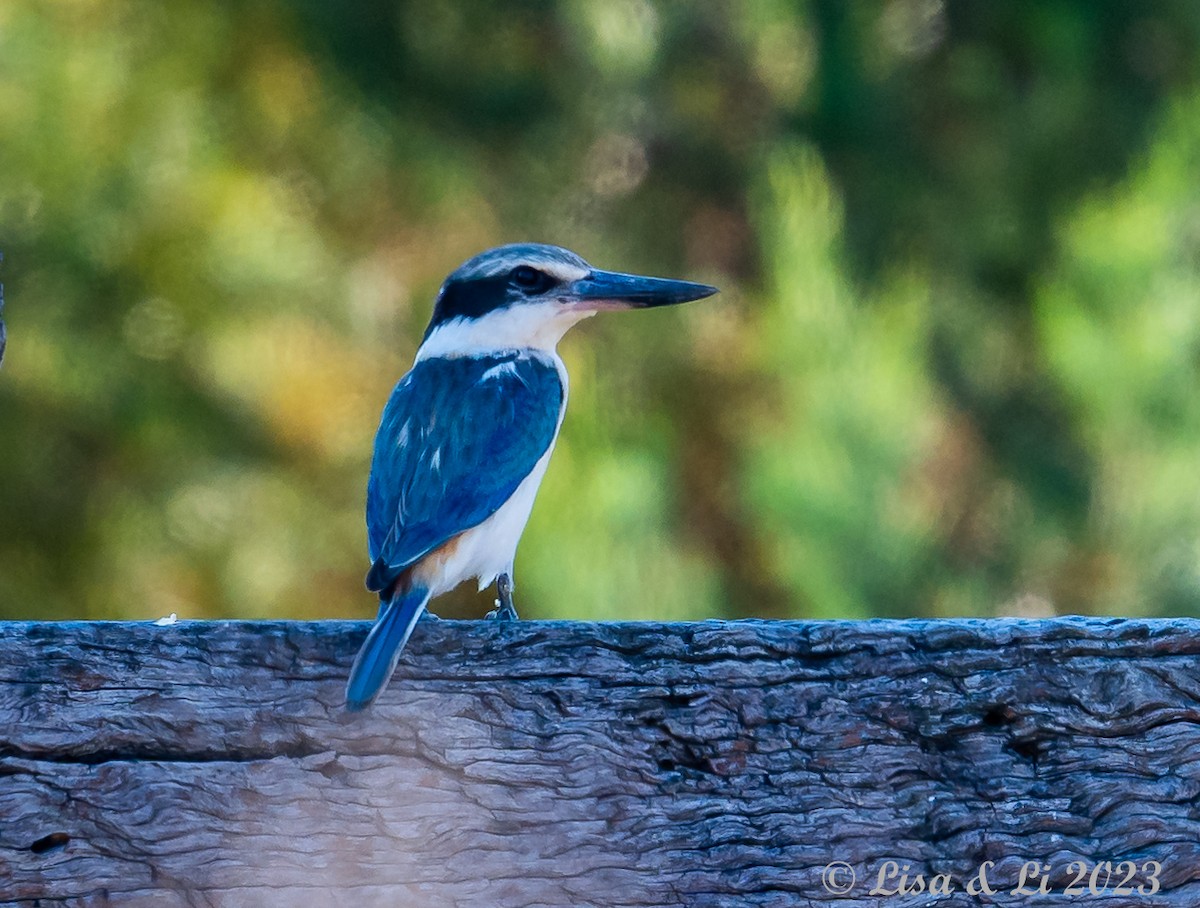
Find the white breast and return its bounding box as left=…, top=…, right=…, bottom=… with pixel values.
left=415, top=444, right=555, bottom=596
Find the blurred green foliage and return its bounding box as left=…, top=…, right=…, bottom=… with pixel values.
left=2, top=0, right=1200, bottom=622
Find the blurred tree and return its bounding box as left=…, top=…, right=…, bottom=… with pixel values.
left=1, top=0, right=1198, bottom=622
left=803, top=0, right=1200, bottom=613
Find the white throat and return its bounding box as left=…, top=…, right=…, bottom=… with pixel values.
left=416, top=302, right=595, bottom=360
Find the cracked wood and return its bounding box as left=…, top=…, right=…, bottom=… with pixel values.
left=1, top=618, right=1199, bottom=906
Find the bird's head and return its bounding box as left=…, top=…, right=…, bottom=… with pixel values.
left=417, top=243, right=717, bottom=358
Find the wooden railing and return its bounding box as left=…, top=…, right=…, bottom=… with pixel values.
left=2, top=617, right=1198, bottom=905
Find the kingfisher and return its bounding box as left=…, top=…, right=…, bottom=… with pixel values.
left=346, top=243, right=717, bottom=710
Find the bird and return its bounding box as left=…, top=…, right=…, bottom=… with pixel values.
left=346, top=243, right=717, bottom=710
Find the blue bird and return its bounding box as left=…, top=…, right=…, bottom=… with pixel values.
left=346, top=243, right=717, bottom=710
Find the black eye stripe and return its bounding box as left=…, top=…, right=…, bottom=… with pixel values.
left=424, top=266, right=564, bottom=339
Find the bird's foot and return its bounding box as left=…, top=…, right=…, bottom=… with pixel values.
left=485, top=601, right=519, bottom=621
left=485, top=572, right=519, bottom=621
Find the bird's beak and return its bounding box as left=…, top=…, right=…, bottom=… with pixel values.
left=567, top=269, right=718, bottom=311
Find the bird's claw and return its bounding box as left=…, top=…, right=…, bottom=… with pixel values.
left=487, top=571, right=518, bottom=620
left=485, top=600, right=519, bottom=621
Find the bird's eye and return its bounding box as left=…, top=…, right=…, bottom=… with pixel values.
left=511, top=266, right=550, bottom=292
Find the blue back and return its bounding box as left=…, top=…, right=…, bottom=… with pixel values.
left=365, top=351, right=564, bottom=593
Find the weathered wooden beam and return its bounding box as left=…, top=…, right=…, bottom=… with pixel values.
left=2, top=617, right=1199, bottom=906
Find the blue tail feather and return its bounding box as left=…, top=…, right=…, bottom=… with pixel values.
left=345, top=586, right=430, bottom=711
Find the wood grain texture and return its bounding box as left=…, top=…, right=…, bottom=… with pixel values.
left=1, top=617, right=1199, bottom=906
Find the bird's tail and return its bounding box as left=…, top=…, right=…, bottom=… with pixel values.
left=345, top=585, right=430, bottom=711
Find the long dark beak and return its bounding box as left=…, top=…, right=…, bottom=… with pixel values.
left=568, top=268, right=718, bottom=310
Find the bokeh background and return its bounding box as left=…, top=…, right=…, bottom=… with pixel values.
left=3, top=1, right=1200, bottom=623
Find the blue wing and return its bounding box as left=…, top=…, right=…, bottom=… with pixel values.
left=365, top=351, right=564, bottom=593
